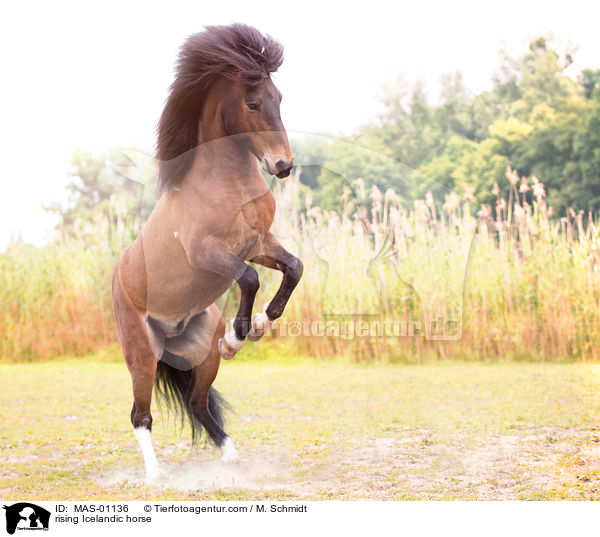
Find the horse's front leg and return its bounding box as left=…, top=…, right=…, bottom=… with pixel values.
left=248, top=233, right=303, bottom=341
left=186, top=238, right=260, bottom=360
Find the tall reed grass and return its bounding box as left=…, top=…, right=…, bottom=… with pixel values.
left=2, top=167, right=600, bottom=362
left=0, top=199, right=138, bottom=360
left=259, top=167, right=600, bottom=361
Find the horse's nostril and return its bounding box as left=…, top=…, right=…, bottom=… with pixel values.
left=275, top=159, right=292, bottom=172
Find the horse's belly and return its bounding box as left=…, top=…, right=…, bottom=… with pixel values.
left=145, top=267, right=232, bottom=324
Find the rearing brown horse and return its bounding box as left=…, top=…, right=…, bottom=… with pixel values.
left=112, top=24, right=302, bottom=482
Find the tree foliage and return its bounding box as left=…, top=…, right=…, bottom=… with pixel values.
left=46, top=149, right=156, bottom=229
left=298, top=36, right=599, bottom=215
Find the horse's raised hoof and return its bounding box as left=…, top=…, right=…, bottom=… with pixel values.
left=218, top=329, right=243, bottom=360
left=247, top=304, right=273, bottom=342
left=221, top=437, right=239, bottom=463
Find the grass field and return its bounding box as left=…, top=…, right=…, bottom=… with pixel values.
left=2, top=357, right=600, bottom=500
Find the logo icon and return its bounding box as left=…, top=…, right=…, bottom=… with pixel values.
left=3, top=503, right=50, bottom=534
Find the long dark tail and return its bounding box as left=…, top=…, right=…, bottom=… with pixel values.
left=154, top=356, right=229, bottom=444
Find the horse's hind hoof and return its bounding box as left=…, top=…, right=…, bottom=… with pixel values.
left=218, top=329, right=243, bottom=360
left=221, top=437, right=239, bottom=463
left=144, top=464, right=164, bottom=485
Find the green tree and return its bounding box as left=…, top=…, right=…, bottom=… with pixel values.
left=45, top=149, right=156, bottom=229
left=289, top=36, right=600, bottom=213
left=291, top=135, right=333, bottom=190
left=372, top=78, right=439, bottom=169
left=511, top=37, right=579, bottom=119
left=573, top=92, right=600, bottom=208
left=436, top=71, right=475, bottom=140
left=579, top=68, right=600, bottom=99
left=316, top=137, right=411, bottom=211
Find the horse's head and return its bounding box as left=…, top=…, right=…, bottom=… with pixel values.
left=157, top=24, right=294, bottom=191
left=221, top=76, right=294, bottom=179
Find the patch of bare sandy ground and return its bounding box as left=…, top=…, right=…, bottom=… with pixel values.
left=100, top=427, right=600, bottom=500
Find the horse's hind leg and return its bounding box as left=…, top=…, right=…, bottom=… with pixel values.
left=189, top=316, right=239, bottom=462
left=113, top=272, right=160, bottom=482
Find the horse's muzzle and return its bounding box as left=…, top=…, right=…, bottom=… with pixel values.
left=275, top=159, right=293, bottom=179
left=262, top=157, right=293, bottom=179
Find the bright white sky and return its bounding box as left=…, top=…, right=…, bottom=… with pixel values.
left=1, top=0, right=599, bottom=250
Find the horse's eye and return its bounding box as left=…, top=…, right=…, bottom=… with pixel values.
left=246, top=102, right=260, bottom=111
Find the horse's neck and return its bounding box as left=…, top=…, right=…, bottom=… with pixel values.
left=185, top=142, right=271, bottom=205
left=184, top=104, right=271, bottom=204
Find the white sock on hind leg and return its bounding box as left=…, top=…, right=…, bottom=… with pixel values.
left=221, top=437, right=239, bottom=463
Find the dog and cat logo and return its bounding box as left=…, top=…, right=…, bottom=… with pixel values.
left=3, top=503, right=50, bottom=534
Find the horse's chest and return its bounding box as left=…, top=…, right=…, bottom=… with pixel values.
left=240, top=192, right=275, bottom=235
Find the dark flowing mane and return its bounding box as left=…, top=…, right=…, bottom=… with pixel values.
left=156, top=24, right=284, bottom=192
